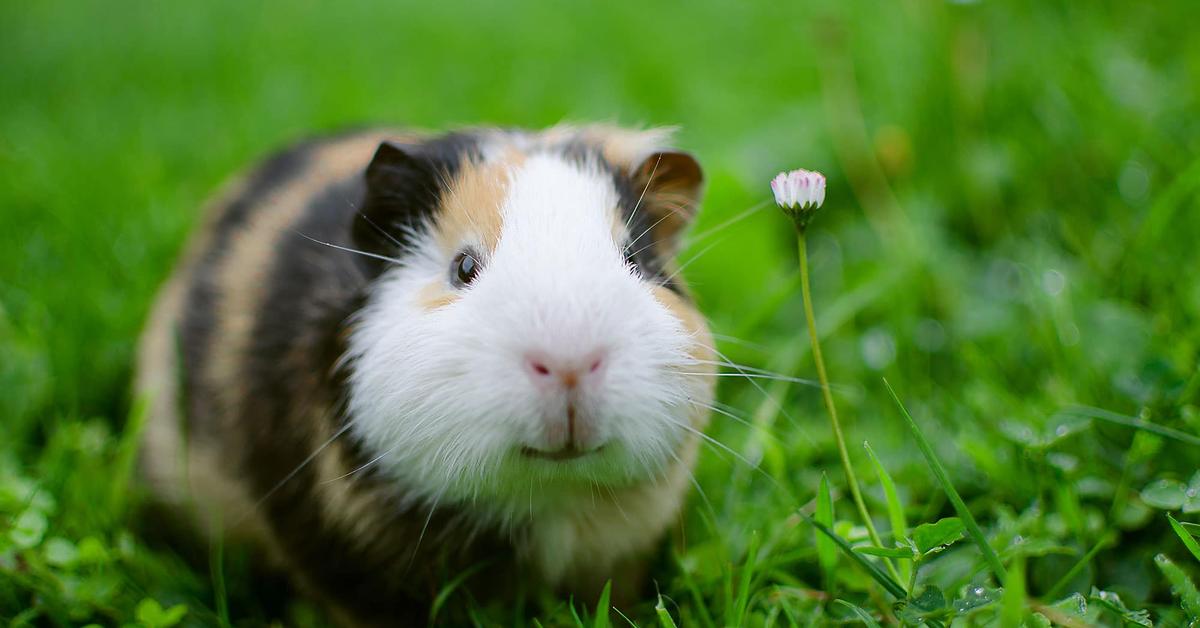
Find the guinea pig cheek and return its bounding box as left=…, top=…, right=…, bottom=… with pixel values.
left=650, top=285, right=717, bottom=428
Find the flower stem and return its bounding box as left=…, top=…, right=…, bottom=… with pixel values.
left=796, top=226, right=899, bottom=585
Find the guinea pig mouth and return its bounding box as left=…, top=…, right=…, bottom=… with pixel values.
left=519, top=444, right=604, bottom=462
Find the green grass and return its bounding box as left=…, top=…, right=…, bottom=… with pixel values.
left=4, top=0, right=1200, bottom=625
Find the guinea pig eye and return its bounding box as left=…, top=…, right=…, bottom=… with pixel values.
left=451, top=251, right=481, bottom=288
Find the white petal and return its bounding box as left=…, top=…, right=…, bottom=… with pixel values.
left=788, top=171, right=804, bottom=207
left=796, top=171, right=812, bottom=208
left=770, top=172, right=790, bottom=207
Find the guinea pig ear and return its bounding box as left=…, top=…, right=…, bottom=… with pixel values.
left=628, top=150, right=705, bottom=257
left=352, top=141, right=442, bottom=263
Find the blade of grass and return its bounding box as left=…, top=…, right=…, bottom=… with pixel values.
left=429, top=561, right=490, bottom=624
left=1168, top=514, right=1200, bottom=563
left=655, top=594, right=678, bottom=628
left=883, top=379, right=1008, bottom=586
left=209, top=527, right=230, bottom=628
left=804, top=514, right=906, bottom=599
left=1063, top=405, right=1200, bottom=447
left=673, top=554, right=716, bottom=628
left=1001, top=558, right=1026, bottom=626
left=1154, top=553, right=1200, bottom=617
left=730, top=532, right=760, bottom=627
left=569, top=595, right=585, bottom=627
left=864, top=441, right=910, bottom=585
left=593, top=580, right=612, bottom=628
left=815, top=474, right=837, bottom=591
left=833, top=600, right=882, bottom=628
left=111, top=394, right=151, bottom=515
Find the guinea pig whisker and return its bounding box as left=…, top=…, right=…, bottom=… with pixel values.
left=687, top=357, right=792, bottom=376
left=705, top=331, right=772, bottom=355
left=670, top=448, right=715, bottom=524
left=624, top=236, right=670, bottom=264
left=686, top=360, right=827, bottom=389
left=659, top=416, right=752, bottom=470
left=683, top=199, right=771, bottom=247
left=353, top=206, right=405, bottom=249
left=688, top=342, right=813, bottom=443
left=293, top=231, right=405, bottom=265
left=407, top=492, right=444, bottom=573
left=660, top=415, right=790, bottom=496
left=657, top=237, right=726, bottom=287
left=236, top=420, right=357, bottom=525
left=688, top=360, right=857, bottom=397
left=677, top=371, right=840, bottom=388
left=624, top=201, right=687, bottom=252
left=691, top=400, right=789, bottom=451
left=624, top=209, right=677, bottom=255
left=602, top=484, right=632, bottom=522
left=687, top=399, right=783, bottom=444
left=685, top=397, right=753, bottom=428
left=623, top=206, right=688, bottom=260
left=625, top=153, right=663, bottom=232
left=321, top=441, right=401, bottom=485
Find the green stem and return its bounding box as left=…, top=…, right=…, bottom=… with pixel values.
left=796, top=227, right=899, bottom=585
left=1044, top=531, right=1114, bottom=600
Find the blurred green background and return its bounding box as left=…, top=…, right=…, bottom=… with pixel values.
left=3, top=0, right=1200, bottom=625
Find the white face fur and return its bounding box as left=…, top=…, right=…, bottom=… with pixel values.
left=345, top=149, right=711, bottom=526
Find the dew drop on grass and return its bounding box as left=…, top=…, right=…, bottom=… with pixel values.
left=860, top=327, right=896, bottom=370
left=1118, top=159, right=1150, bottom=204
left=1042, top=269, right=1066, bottom=296
left=1141, top=479, right=1188, bottom=510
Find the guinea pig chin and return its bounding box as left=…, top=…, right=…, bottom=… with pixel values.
left=342, top=267, right=708, bottom=506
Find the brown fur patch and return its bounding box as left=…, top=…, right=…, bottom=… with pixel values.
left=418, top=282, right=459, bottom=311
left=433, top=154, right=520, bottom=255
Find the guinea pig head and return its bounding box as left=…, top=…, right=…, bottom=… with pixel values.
left=344, top=130, right=715, bottom=518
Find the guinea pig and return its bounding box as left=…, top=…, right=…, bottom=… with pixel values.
left=135, top=125, right=716, bottom=625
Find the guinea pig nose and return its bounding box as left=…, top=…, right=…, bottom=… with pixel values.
left=525, top=352, right=606, bottom=388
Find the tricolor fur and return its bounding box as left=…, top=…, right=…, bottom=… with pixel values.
left=136, top=125, right=715, bottom=624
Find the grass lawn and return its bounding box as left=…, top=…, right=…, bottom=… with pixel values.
left=3, top=0, right=1200, bottom=625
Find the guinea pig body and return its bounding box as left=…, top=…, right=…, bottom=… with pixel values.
left=136, top=126, right=715, bottom=624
